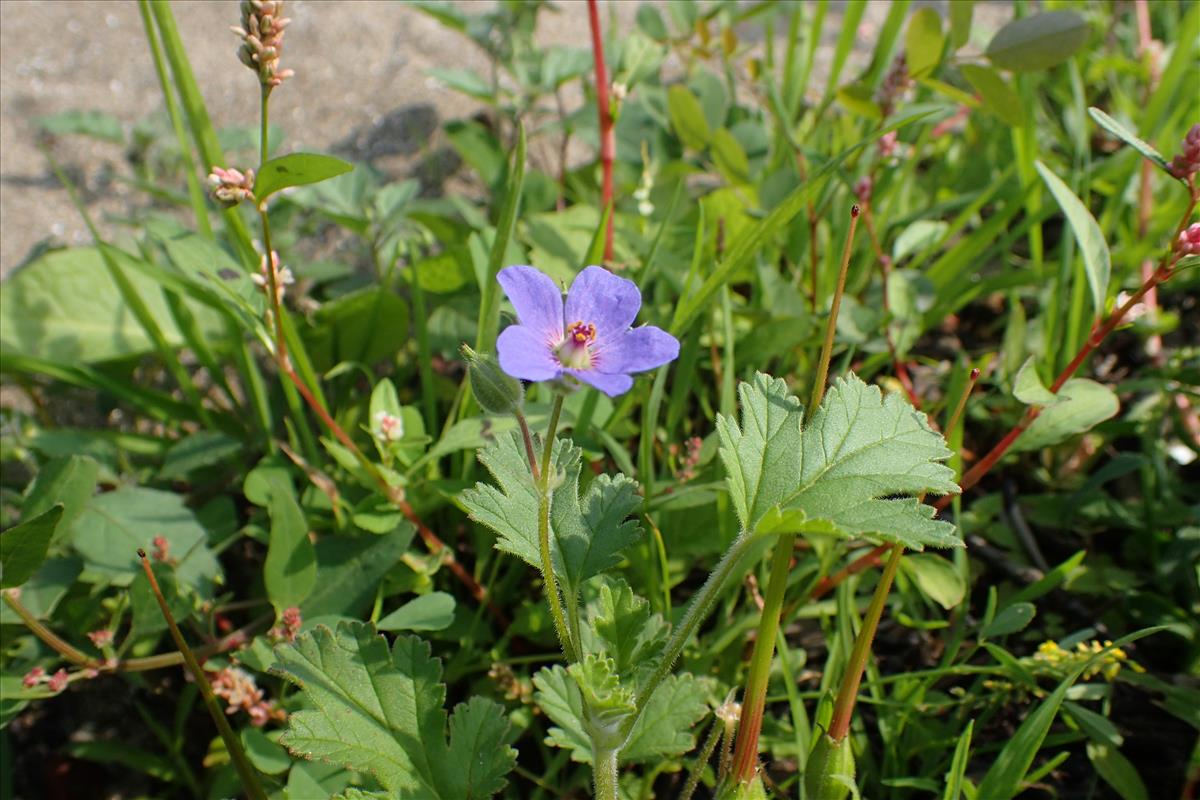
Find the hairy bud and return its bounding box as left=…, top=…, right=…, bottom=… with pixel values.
left=804, top=734, right=856, bottom=800
left=462, top=344, right=524, bottom=415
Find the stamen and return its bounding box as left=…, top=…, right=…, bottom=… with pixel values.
left=557, top=321, right=598, bottom=369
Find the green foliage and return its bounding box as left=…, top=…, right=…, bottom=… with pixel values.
left=273, top=621, right=517, bottom=798
left=0, top=247, right=221, bottom=364
left=985, top=11, right=1089, bottom=72
left=462, top=432, right=642, bottom=600
left=257, top=472, right=317, bottom=611
left=71, top=487, right=222, bottom=598
left=718, top=373, right=960, bottom=549
left=1035, top=160, right=1111, bottom=318
left=905, top=8, right=944, bottom=79
left=254, top=153, right=354, bottom=203
left=1, top=2, right=1193, bottom=798
left=0, top=506, right=62, bottom=589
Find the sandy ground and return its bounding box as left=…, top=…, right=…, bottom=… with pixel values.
left=0, top=0, right=650, bottom=275
left=0, top=1, right=1007, bottom=277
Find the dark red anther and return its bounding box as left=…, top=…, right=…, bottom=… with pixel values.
left=850, top=204, right=861, bottom=218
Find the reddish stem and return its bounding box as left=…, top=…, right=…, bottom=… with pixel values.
left=587, top=0, right=615, bottom=263
left=810, top=544, right=888, bottom=600
left=936, top=247, right=1189, bottom=512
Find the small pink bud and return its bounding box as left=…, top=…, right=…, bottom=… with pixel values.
left=854, top=176, right=873, bottom=204
left=47, top=669, right=69, bottom=693
left=23, top=667, right=46, bottom=688
left=87, top=629, right=114, bottom=648
left=152, top=534, right=170, bottom=562
left=1168, top=123, right=1200, bottom=180
left=374, top=411, right=404, bottom=443
left=878, top=130, right=899, bottom=158
left=1175, top=223, right=1200, bottom=256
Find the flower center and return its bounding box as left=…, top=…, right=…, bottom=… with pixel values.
left=556, top=321, right=597, bottom=369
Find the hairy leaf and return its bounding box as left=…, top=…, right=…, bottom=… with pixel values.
left=534, top=666, right=707, bottom=764
left=720, top=373, right=960, bottom=548
left=716, top=373, right=804, bottom=532
left=580, top=577, right=668, bottom=691
left=788, top=375, right=960, bottom=548
left=273, top=621, right=516, bottom=798
left=461, top=432, right=642, bottom=598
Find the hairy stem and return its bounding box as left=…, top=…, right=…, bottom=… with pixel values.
left=681, top=716, right=724, bottom=800
left=593, top=745, right=620, bottom=800
left=538, top=394, right=577, bottom=661
left=629, top=530, right=756, bottom=726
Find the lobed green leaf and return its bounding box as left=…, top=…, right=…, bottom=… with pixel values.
left=273, top=621, right=516, bottom=798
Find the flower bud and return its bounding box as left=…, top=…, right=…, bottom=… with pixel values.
left=854, top=176, right=873, bottom=205
left=1175, top=223, right=1200, bottom=257
left=804, top=734, right=856, bottom=800
left=462, top=345, right=524, bottom=415
left=1168, top=123, right=1200, bottom=180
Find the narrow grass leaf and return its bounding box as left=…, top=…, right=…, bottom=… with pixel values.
left=1087, top=107, right=1172, bottom=173
left=1035, top=160, right=1110, bottom=319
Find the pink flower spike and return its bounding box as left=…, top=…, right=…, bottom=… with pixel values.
left=47, top=669, right=69, bottom=693
left=22, top=666, right=46, bottom=688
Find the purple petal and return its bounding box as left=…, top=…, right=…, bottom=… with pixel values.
left=566, top=368, right=634, bottom=397
left=596, top=326, right=680, bottom=374
left=564, top=266, right=641, bottom=340
left=498, top=266, right=564, bottom=342
left=497, top=325, right=561, bottom=381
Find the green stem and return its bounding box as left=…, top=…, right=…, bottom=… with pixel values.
left=729, top=534, right=795, bottom=782
left=136, top=552, right=267, bottom=800
left=828, top=543, right=903, bottom=741
left=680, top=716, right=723, bottom=800
left=260, top=87, right=270, bottom=165
left=593, top=745, right=620, bottom=800
left=538, top=394, right=577, bottom=661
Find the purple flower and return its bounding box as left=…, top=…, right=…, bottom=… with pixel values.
left=496, top=265, right=679, bottom=397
